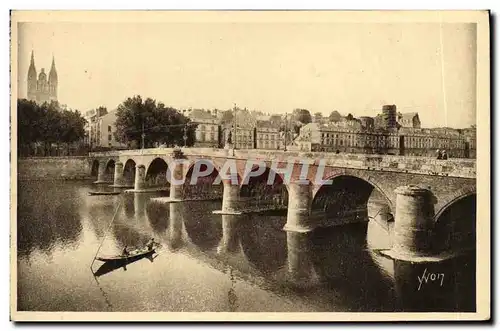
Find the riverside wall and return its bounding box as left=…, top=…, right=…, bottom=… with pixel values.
left=17, top=157, right=92, bottom=180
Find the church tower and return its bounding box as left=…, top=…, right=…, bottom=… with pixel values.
left=27, top=51, right=58, bottom=104
left=27, top=51, right=37, bottom=101
left=37, top=68, right=49, bottom=104
left=48, top=56, right=58, bottom=101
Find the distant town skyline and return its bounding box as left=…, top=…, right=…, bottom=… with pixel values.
left=17, top=18, right=476, bottom=128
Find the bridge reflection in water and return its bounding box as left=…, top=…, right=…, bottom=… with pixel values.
left=141, top=192, right=475, bottom=312
left=17, top=180, right=476, bottom=312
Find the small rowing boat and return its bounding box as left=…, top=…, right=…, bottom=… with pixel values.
left=96, top=247, right=155, bottom=263
left=88, top=191, right=121, bottom=196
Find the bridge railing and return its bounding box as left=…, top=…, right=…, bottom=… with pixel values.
left=89, top=147, right=476, bottom=178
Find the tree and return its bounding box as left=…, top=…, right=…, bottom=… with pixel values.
left=219, top=110, right=234, bottom=125
left=59, top=109, right=87, bottom=154
left=18, top=99, right=42, bottom=155
left=17, top=99, right=87, bottom=156
left=114, top=95, right=196, bottom=148
left=346, top=113, right=355, bottom=121
left=329, top=110, right=342, bottom=122
left=313, top=112, right=323, bottom=123
left=292, top=108, right=312, bottom=124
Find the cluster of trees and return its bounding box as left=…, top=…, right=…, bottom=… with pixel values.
left=114, top=95, right=197, bottom=148
left=18, top=99, right=87, bottom=156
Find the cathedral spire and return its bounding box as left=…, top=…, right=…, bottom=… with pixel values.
left=27, top=50, right=37, bottom=79
left=48, top=54, right=58, bottom=102
left=49, top=54, right=58, bottom=83
left=27, top=50, right=37, bottom=101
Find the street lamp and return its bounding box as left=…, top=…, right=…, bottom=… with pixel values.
left=183, top=124, right=188, bottom=147
left=284, top=112, right=288, bottom=152
left=141, top=121, right=145, bottom=150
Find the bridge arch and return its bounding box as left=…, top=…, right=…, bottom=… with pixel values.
left=123, top=159, right=137, bottom=187
left=105, top=158, right=115, bottom=171
left=144, top=156, right=171, bottom=175
left=432, top=192, right=476, bottom=253
left=311, top=170, right=394, bottom=229
left=433, top=186, right=477, bottom=223
left=145, top=157, right=169, bottom=188
left=182, top=159, right=223, bottom=200
left=90, top=159, right=99, bottom=178
left=239, top=165, right=289, bottom=209
left=94, top=158, right=116, bottom=182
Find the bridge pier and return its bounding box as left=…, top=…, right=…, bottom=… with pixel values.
left=219, top=180, right=241, bottom=214
left=110, top=162, right=126, bottom=187
left=94, top=160, right=108, bottom=184
left=133, top=164, right=146, bottom=191
left=169, top=159, right=185, bottom=202
left=218, top=214, right=241, bottom=254
left=384, top=185, right=435, bottom=261
left=283, top=180, right=314, bottom=233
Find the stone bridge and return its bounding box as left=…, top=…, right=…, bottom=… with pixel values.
left=89, top=147, right=476, bottom=261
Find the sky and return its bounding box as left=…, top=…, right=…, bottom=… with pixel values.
left=16, top=19, right=477, bottom=128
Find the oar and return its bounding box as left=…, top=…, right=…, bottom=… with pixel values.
left=92, top=272, right=113, bottom=309
left=90, top=195, right=123, bottom=271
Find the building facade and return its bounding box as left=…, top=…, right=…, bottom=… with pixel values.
left=296, top=121, right=474, bottom=158
left=183, top=105, right=476, bottom=159
left=255, top=121, right=280, bottom=150
left=187, top=109, right=220, bottom=148
left=27, top=51, right=58, bottom=104
left=399, top=112, right=421, bottom=128
left=84, top=108, right=126, bottom=149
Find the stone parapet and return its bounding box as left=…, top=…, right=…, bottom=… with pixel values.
left=90, top=148, right=475, bottom=178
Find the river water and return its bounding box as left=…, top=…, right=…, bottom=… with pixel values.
left=17, top=180, right=476, bottom=312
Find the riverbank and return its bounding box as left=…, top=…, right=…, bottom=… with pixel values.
left=17, top=156, right=93, bottom=180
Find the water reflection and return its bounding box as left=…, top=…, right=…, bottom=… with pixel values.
left=227, top=267, right=238, bottom=312
left=133, top=193, right=148, bottom=223
left=145, top=201, right=169, bottom=240
left=239, top=214, right=287, bottom=274
left=93, top=251, right=157, bottom=277
left=218, top=214, right=242, bottom=254
left=310, top=223, right=396, bottom=311
left=17, top=181, right=476, bottom=312
left=183, top=201, right=223, bottom=251
left=393, top=254, right=476, bottom=312
left=111, top=223, right=150, bottom=250
left=17, top=181, right=83, bottom=257
left=285, top=232, right=319, bottom=287
left=121, top=194, right=136, bottom=219
left=168, top=203, right=186, bottom=250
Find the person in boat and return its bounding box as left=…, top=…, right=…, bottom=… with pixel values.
left=146, top=238, right=157, bottom=250
left=436, top=149, right=442, bottom=159
left=441, top=150, right=448, bottom=160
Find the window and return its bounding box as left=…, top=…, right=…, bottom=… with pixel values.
left=108, top=125, right=111, bottom=132
left=108, top=134, right=112, bottom=142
